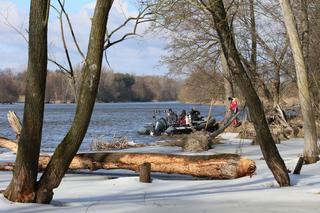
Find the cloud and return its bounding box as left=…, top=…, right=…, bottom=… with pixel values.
left=0, top=0, right=168, bottom=75
left=0, top=1, right=25, bottom=29
left=0, top=1, right=28, bottom=69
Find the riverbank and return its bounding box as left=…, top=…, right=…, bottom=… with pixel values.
left=1, top=133, right=320, bottom=212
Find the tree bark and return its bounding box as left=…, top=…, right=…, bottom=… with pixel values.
left=249, top=0, right=257, bottom=73
left=221, top=49, right=234, bottom=103
left=299, top=0, right=309, bottom=72
left=35, top=0, right=114, bottom=204
left=206, top=0, right=290, bottom=186
left=43, top=152, right=256, bottom=179
left=4, top=0, right=50, bottom=202
left=139, top=163, right=151, bottom=183
left=0, top=137, right=256, bottom=179
left=279, top=0, right=318, bottom=164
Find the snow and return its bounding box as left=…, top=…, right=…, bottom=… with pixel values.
left=1, top=134, right=320, bottom=213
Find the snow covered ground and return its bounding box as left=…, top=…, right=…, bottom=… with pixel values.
left=1, top=134, right=320, bottom=213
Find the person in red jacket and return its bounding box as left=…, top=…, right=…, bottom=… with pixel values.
left=228, top=96, right=239, bottom=127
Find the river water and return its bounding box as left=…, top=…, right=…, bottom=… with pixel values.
left=0, top=102, right=226, bottom=152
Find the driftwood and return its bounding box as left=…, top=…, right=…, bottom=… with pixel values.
left=239, top=105, right=301, bottom=142
left=0, top=136, right=256, bottom=178
left=210, top=112, right=240, bottom=138
left=90, top=136, right=147, bottom=151
left=0, top=111, right=256, bottom=179
left=0, top=136, right=18, bottom=153
left=7, top=111, right=22, bottom=139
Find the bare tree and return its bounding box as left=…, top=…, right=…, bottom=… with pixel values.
left=4, top=0, right=114, bottom=203
left=220, top=50, right=234, bottom=101
left=4, top=0, right=50, bottom=202
left=202, top=0, right=290, bottom=186
left=279, top=0, right=318, bottom=164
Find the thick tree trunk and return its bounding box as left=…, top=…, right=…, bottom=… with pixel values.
left=279, top=0, right=318, bottom=164
left=0, top=138, right=256, bottom=179
left=35, top=0, right=114, bottom=204
left=4, top=0, right=50, bottom=202
left=207, top=0, right=290, bottom=186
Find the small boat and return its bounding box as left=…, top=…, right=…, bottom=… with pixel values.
left=138, top=109, right=219, bottom=136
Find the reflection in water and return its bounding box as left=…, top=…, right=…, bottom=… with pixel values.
left=0, top=102, right=225, bottom=152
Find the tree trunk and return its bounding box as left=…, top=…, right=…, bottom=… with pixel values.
left=4, top=0, right=50, bottom=202
left=207, top=0, right=290, bottom=186
left=35, top=0, right=114, bottom=204
left=249, top=0, right=257, bottom=73
left=221, top=49, right=234, bottom=103
left=272, top=41, right=289, bottom=106
left=279, top=0, right=318, bottom=164
left=299, top=0, right=309, bottom=72
left=0, top=137, right=256, bottom=179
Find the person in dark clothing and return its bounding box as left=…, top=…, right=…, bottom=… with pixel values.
left=166, top=108, right=178, bottom=125
left=189, top=107, right=201, bottom=121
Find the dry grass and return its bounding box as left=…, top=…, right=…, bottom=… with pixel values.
left=183, top=131, right=212, bottom=152
left=237, top=121, right=256, bottom=139
left=90, top=136, right=131, bottom=151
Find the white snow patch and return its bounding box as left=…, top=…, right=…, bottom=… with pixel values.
left=1, top=137, right=320, bottom=212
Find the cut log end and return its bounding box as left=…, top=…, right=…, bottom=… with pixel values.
left=237, top=158, right=256, bottom=177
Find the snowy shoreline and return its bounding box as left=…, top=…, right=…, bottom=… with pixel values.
left=1, top=134, right=320, bottom=213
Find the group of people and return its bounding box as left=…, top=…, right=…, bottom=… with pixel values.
left=165, top=96, right=240, bottom=129
left=166, top=107, right=202, bottom=127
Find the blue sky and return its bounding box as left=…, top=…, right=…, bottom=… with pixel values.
left=0, top=0, right=168, bottom=75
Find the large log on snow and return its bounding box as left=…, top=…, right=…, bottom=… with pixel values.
left=68, top=152, right=256, bottom=179
left=0, top=137, right=255, bottom=179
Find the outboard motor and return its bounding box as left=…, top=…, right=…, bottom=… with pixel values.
left=154, top=117, right=168, bottom=135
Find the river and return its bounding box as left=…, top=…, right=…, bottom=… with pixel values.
left=0, top=102, right=226, bottom=152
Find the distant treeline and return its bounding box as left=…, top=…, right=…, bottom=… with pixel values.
left=0, top=68, right=180, bottom=103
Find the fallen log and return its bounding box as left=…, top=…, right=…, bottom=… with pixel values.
left=0, top=136, right=18, bottom=153
left=210, top=112, right=240, bottom=138
left=1, top=152, right=255, bottom=179
left=72, top=152, right=256, bottom=179
left=0, top=136, right=255, bottom=179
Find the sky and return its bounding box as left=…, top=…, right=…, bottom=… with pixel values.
left=0, top=0, right=169, bottom=75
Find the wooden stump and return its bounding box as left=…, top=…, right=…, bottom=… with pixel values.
left=293, top=156, right=304, bottom=175
left=139, top=163, right=151, bottom=183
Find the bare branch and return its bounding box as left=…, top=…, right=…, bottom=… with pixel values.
left=57, top=0, right=86, bottom=60
left=104, top=5, right=155, bottom=50
left=58, top=0, right=74, bottom=77
left=48, top=58, right=71, bottom=75
left=0, top=9, right=28, bottom=43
